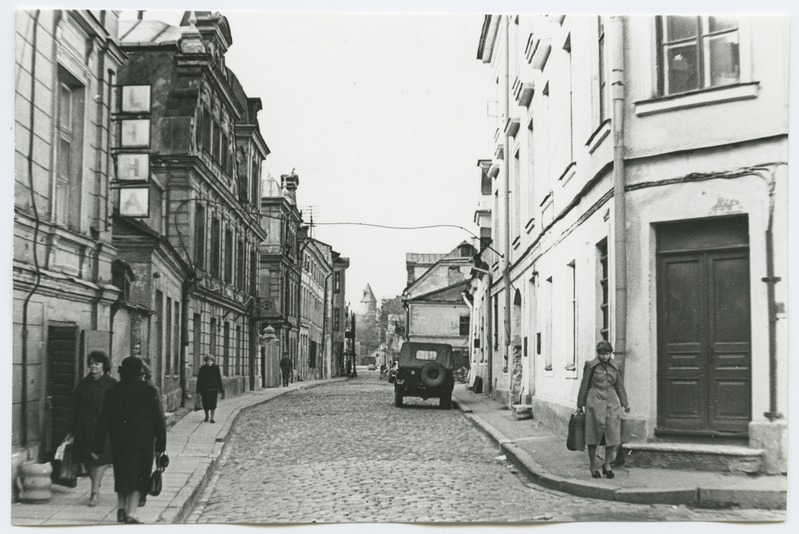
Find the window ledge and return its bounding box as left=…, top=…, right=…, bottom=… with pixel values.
left=557, top=161, right=577, bottom=185
left=635, top=82, right=759, bottom=117
left=512, top=236, right=521, bottom=250
left=586, top=119, right=611, bottom=154
left=524, top=217, right=536, bottom=234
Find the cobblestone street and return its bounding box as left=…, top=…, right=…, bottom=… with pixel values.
left=188, top=373, right=783, bottom=524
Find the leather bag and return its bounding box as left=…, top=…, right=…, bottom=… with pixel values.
left=148, top=468, right=163, bottom=497
left=567, top=410, right=586, bottom=451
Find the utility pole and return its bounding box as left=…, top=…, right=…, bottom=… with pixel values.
left=502, top=14, right=512, bottom=404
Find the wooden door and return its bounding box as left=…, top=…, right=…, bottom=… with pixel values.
left=657, top=217, right=751, bottom=436
left=46, top=324, right=80, bottom=454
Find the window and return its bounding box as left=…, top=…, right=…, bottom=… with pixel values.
left=658, top=16, right=740, bottom=96
left=194, top=204, right=206, bottom=268
left=597, top=239, right=609, bottom=341
left=333, top=307, right=340, bottom=330
left=597, top=17, right=608, bottom=122
left=193, top=314, right=202, bottom=373
left=174, top=301, right=181, bottom=375
left=211, top=217, right=221, bottom=277
left=415, top=350, right=439, bottom=361
left=201, top=108, right=211, bottom=152
left=166, top=298, right=173, bottom=375
left=567, top=262, right=577, bottom=371
left=544, top=277, right=553, bottom=371
left=223, top=321, right=230, bottom=375
left=209, top=318, right=217, bottom=356
left=459, top=316, right=470, bottom=336
left=237, top=239, right=245, bottom=289
left=493, top=296, right=499, bottom=350
left=236, top=325, right=242, bottom=376
left=224, top=228, right=233, bottom=284
left=564, top=34, right=574, bottom=162
left=55, top=70, right=85, bottom=229
left=212, top=120, right=221, bottom=162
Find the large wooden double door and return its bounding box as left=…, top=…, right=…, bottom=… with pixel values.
left=656, top=217, right=751, bottom=436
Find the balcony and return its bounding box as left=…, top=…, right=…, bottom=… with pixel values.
left=494, top=142, right=504, bottom=161
left=488, top=161, right=501, bottom=179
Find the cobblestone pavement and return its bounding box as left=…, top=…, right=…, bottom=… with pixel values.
left=188, top=373, right=783, bottom=524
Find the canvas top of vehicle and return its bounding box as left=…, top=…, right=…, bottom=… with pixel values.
left=397, top=342, right=453, bottom=368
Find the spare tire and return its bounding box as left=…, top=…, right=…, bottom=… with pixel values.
left=420, top=362, right=447, bottom=388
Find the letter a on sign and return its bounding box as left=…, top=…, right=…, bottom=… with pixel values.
left=120, top=188, right=150, bottom=218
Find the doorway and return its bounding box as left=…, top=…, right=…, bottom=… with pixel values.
left=656, top=216, right=751, bottom=436
left=46, top=323, right=80, bottom=456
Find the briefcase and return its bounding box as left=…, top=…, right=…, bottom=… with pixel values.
left=567, top=410, right=586, bottom=451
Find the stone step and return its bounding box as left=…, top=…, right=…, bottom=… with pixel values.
left=622, top=442, right=765, bottom=474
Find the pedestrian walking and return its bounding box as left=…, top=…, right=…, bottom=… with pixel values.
left=197, top=356, right=225, bottom=423
left=576, top=341, right=630, bottom=479
left=92, top=356, right=167, bottom=524
left=67, top=351, right=117, bottom=507
left=280, top=354, right=293, bottom=387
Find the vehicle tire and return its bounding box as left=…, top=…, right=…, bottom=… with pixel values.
left=394, top=388, right=403, bottom=407
left=420, top=362, right=447, bottom=388
left=439, top=392, right=452, bottom=410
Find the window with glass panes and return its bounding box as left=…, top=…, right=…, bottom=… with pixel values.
left=658, top=16, right=740, bottom=96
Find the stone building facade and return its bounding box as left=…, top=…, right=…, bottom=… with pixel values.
left=13, top=9, right=126, bottom=465
left=470, top=14, right=788, bottom=472
left=116, top=11, right=268, bottom=407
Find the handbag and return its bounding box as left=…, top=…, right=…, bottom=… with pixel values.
left=52, top=436, right=78, bottom=487
left=148, top=468, right=163, bottom=497
left=567, top=410, right=586, bottom=451
left=194, top=394, right=203, bottom=411
left=148, top=452, right=168, bottom=497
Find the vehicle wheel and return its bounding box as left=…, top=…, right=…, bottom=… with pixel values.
left=420, top=362, right=447, bottom=388
left=394, top=388, right=403, bottom=407
left=440, top=392, right=452, bottom=410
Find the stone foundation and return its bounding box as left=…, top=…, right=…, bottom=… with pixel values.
left=749, top=419, right=788, bottom=475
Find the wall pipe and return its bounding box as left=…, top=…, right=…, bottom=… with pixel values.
left=20, top=9, right=43, bottom=453
left=502, top=15, right=512, bottom=402
left=610, top=16, right=628, bottom=372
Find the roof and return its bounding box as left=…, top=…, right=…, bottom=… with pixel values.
left=406, top=252, right=446, bottom=265
left=119, top=19, right=183, bottom=45
left=407, top=281, right=469, bottom=303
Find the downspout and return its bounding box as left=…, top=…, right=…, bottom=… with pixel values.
left=180, top=271, right=196, bottom=408
left=752, top=167, right=783, bottom=422
left=485, top=272, right=493, bottom=395
left=610, top=16, right=628, bottom=372
left=502, top=15, right=513, bottom=403
left=321, top=271, right=332, bottom=379
left=20, top=9, right=44, bottom=452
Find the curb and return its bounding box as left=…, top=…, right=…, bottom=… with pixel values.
left=453, top=398, right=786, bottom=510
left=165, top=378, right=348, bottom=523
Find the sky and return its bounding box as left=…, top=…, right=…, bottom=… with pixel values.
left=114, top=8, right=495, bottom=308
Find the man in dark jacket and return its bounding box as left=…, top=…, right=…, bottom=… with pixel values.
left=279, top=354, right=293, bottom=387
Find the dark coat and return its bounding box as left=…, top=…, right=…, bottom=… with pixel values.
left=576, top=358, right=629, bottom=447
left=93, top=375, right=166, bottom=494
left=197, top=364, right=224, bottom=411
left=279, top=357, right=293, bottom=373
left=70, top=373, right=117, bottom=465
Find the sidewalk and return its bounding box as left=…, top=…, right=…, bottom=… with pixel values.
left=11, top=378, right=347, bottom=526
left=452, top=384, right=787, bottom=510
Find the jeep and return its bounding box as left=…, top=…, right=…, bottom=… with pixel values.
left=393, top=342, right=454, bottom=409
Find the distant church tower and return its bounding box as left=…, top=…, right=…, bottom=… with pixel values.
left=359, top=283, right=378, bottom=318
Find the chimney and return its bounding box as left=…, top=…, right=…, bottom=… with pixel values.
left=280, top=172, right=300, bottom=205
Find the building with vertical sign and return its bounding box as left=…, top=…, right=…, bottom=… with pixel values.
left=115, top=11, right=268, bottom=406
left=13, top=9, right=126, bottom=467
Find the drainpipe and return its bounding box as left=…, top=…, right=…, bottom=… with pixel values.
left=180, top=271, right=196, bottom=408
left=485, top=272, right=493, bottom=395
left=750, top=167, right=783, bottom=422
left=20, top=9, right=44, bottom=453
left=610, top=16, right=628, bottom=372
left=502, top=15, right=512, bottom=402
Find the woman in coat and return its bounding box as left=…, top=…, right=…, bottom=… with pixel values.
left=576, top=340, right=630, bottom=479
left=68, top=351, right=117, bottom=507
left=197, top=355, right=225, bottom=423
left=93, top=356, right=166, bottom=524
